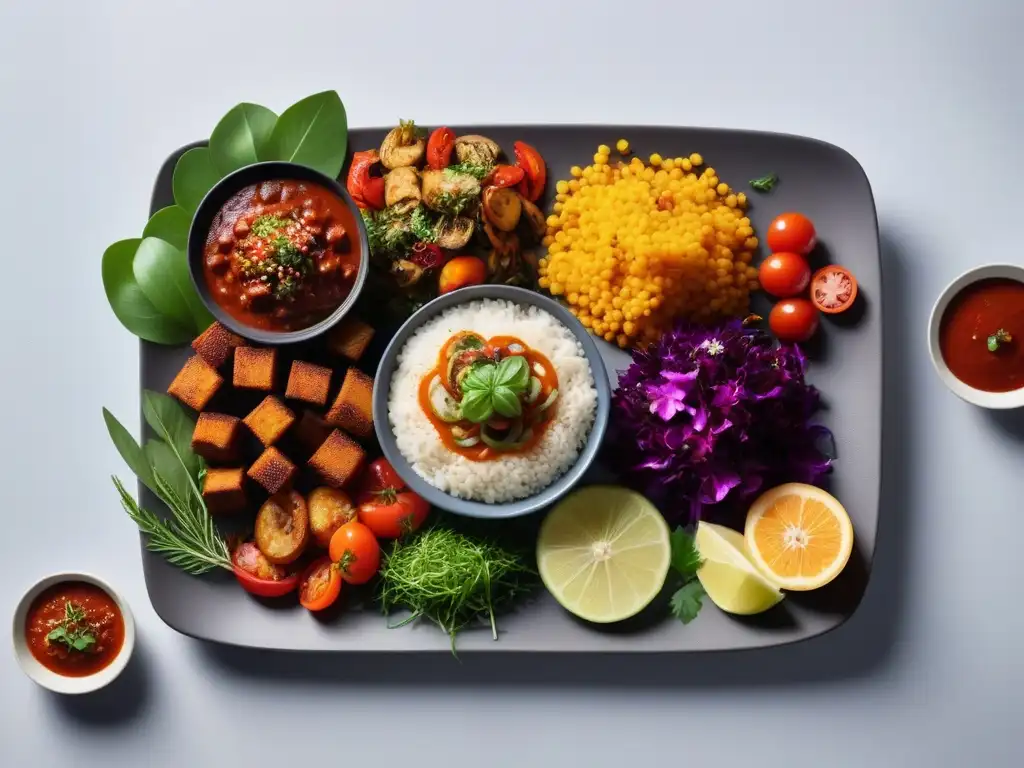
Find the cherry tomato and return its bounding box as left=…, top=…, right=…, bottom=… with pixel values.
left=355, top=458, right=429, bottom=539
left=439, top=255, right=487, bottom=294
left=346, top=150, right=386, bottom=210
left=489, top=164, right=526, bottom=189
left=513, top=141, right=546, bottom=201
left=232, top=542, right=300, bottom=598
left=426, top=126, right=455, bottom=170
left=769, top=298, right=820, bottom=343
left=329, top=521, right=381, bottom=585
left=810, top=265, right=859, bottom=314
left=766, top=212, right=816, bottom=255
left=758, top=252, right=811, bottom=298
left=298, top=557, right=343, bottom=612
left=359, top=458, right=405, bottom=496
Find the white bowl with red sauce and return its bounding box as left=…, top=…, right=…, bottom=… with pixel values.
left=929, top=263, right=1024, bottom=409
left=12, top=572, right=136, bottom=695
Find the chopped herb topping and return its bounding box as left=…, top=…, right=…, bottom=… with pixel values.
left=445, top=162, right=492, bottom=180
left=250, top=214, right=292, bottom=238
left=749, top=173, right=779, bottom=193
left=987, top=328, right=1013, bottom=352
left=46, top=601, right=97, bottom=653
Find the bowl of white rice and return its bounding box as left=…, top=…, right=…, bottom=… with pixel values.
left=373, top=285, right=610, bottom=518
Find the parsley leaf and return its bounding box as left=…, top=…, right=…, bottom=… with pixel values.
left=669, top=526, right=702, bottom=579
left=670, top=581, right=706, bottom=624
left=749, top=173, right=778, bottom=193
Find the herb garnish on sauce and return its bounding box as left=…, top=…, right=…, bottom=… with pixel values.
left=46, top=602, right=97, bottom=653
left=987, top=328, right=1013, bottom=353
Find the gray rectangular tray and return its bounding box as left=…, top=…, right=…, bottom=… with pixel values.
left=140, top=125, right=881, bottom=652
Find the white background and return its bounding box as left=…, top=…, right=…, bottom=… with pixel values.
left=2, top=1, right=1023, bottom=765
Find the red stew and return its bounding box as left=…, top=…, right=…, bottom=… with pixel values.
left=25, top=581, right=125, bottom=678
left=204, top=180, right=362, bottom=332
left=939, top=278, right=1024, bottom=392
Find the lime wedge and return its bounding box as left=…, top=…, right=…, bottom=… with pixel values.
left=695, top=522, right=784, bottom=615
left=537, top=486, right=671, bottom=623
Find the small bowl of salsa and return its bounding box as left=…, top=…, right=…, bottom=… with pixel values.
left=929, top=263, right=1024, bottom=409
left=12, top=572, right=135, bottom=694
left=188, top=161, right=369, bottom=344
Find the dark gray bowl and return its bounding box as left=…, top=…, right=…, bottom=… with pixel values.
left=186, top=161, right=368, bottom=345
left=373, top=285, right=611, bottom=519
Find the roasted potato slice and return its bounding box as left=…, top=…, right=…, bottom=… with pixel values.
left=308, top=487, right=356, bottom=548
left=518, top=194, right=546, bottom=243
left=435, top=216, right=475, bottom=249
left=391, top=259, right=424, bottom=287
left=255, top=490, right=309, bottom=565
left=482, top=186, right=522, bottom=232
left=453, top=135, right=501, bottom=166
left=482, top=217, right=519, bottom=258
left=380, top=122, right=426, bottom=170
left=384, top=167, right=421, bottom=207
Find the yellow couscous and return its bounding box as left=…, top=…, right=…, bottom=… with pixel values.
left=538, top=143, right=759, bottom=348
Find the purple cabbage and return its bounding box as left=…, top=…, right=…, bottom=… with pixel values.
left=609, top=319, right=834, bottom=523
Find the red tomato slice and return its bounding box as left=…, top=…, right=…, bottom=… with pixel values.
left=328, top=521, right=381, bottom=585
left=810, top=265, right=859, bottom=314
left=513, top=141, right=546, bottom=201
left=758, top=252, right=811, bottom=298
left=298, top=557, right=343, bottom=612
left=769, top=298, right=820, bottom=343
left=490, top=164, right=526, bottom=188
left=426, top=126, right=455, bottom=170
left=766, top=212, right=816, bottom=255
left=232, top=542, right=300, bottom=598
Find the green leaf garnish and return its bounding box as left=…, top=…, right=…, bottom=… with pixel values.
left=496, top=355, right=530, bottom=390
left=46, top=601, right=97, bottom=654
left=410, top=205, right=438, bottom=243
left=209, top=103, right=278, bottom=175
left=669, top=581, right=706, bottom=624
left=492, top=386, right=522, bottom=418
left=749, top=172, right=778, bottom=193
left=250, top=214, right=291, bottom=238
left=133, top=237, right=213, bottom=334
left=142, top=205, right=192, bottom=250
left=458, top=356, right=532, bottom=424
left=987, top=328, right=1012, bottom=352
left=172, top=146, right=221, bottom=214
left=445, top=162, right=492, bottom=180
left=267, top=91, right=348, bottom=178
left=669, top=526, right=702, bottom=579
left=460, top=388, right=494, bottom=424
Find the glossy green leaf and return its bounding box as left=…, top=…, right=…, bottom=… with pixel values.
left=142, top=390, right=201, bottom=478
left=492, top=386, right=522, bottom=418
left=266, top=91, right=348, bottom=178
left=463, top=362, right=496, bottom=394
left=101, top=238, right=192, bottom=345
left=460, top=389, right=493, bottom=424
left=144, top=440, right=195, bottom=509
left=143, top=205, right=192, bottom=250
left=172, top=147, right=221, bottom=213
left=209, top=103, right=278, bottom=175
left=496, top=355, right=529, bottom=391
left=133, top=237, right=212, bottom=333
left=102, top=407, right=157, bottom=496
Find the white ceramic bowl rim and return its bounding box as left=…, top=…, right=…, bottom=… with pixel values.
left=12, top=571, right=136, bottom=695
left=927, top=262, right=1024, bottom=410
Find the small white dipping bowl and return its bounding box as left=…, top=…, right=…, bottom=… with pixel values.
left=928, top=263, right=1024, bottom=409
left=12, top=572, right=136, bottom=695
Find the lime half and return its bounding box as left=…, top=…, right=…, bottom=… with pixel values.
left=695, top=522, right=784, bottom=615
left=537, top=486, right=671, bottom=623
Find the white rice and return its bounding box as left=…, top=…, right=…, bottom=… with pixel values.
left=388, top=299, right=598, bottom=503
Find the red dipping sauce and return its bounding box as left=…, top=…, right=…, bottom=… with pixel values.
left=25, top=581, right=125, bottom=678
left=939, top=278, right=1024, bottom=393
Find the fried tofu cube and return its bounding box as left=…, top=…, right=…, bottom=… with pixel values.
left=326, top=368, right=374, bottom=437
left=191, top=412, right=242, bottom=463
left=294, top=410, right=333, bottom=456
left=308, top=430, right=366, bottom=488
left=327, top=318, right=375, bottom=362
left=202, top=468, right=247, bottom=514
left=192, top=322, right=244, bottom=369
left=285, top=361, right=333, bottom=407
left=168, top=355, right=223, bottom=411
left=247, top=447, right=296, bottom=495
left=243, top=396, right=295, bottom=447
left=233, top=347, right=277, bottom=390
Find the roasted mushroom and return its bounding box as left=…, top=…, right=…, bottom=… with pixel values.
left=384, top=166, right=421, bottom=207
left=421, top=169, right=481, bottom=216
left=453, top=135, right=502, bottom=167
left=482, top=217, right=519, bottom=259
left=482, top=186, right=522, bottom=232
left=487, top=249, right=520, bottom=284
left=380, top=121, right=426, bottom=170
left=517, top=195, right=546, bottom=243
left=390, top=259, right=424, bottom=288
left=435, top=216, right=475, bottom=249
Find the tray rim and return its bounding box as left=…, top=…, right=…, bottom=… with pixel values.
left=137, top=123, right=883, bottom=653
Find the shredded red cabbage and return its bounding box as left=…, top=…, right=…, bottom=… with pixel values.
left=609, top=319, right=834, bottom=523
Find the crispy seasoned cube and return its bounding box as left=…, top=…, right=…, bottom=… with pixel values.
left=285, top=361, right=332, bottom=407
left=326, top=368, right=374, bottom=437
left=192, top=322, right=244, bottom=369
left=247, top=447, right=296, bottom=495
left=167, top=355, right=223, bottom=411
left=294, top=410, right=333, bottom=456
left=191, top=412, right=242, bottom=463
left=327, top=318, right=375, bottom=362
left=243, top=396, right=295, bottom=447
left=308, top=430, right=366, bottom=488
left=202, top=468, right=247, bottom=514
left=233, top=347, right=277, bottom=390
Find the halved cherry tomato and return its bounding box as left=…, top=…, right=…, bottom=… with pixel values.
left=810, top=265, right=859, bottom=314
left=232, top=541, right=300, bottom=598
left=758, top=252, right=811, bottom=298
left=766, top=212, right=816, bottom=255
left=513, top=141, right=546, bottom=202
left=426, top=126, right=456, bottom=170
left=359, top=457, right=405, bottom=496
left=298, top=556, right=343, bottom=612
left=356, top=458, right=430, bottom=539
left=329, top=521, right=381, bottom=585
left=490, top=164, right=526, bottom=189
left=439, top=255, right=487, bottom=294
left=346, top=150, right=386, bottom=210
left=769, top=298, right=820, bottom=343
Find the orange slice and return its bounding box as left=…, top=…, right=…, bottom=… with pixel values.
left=743, top=483, right=853, bottom=591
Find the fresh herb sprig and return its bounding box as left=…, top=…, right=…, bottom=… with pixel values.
left=103, top=392, right=232, bottom=576
left=749, top=172, right=778, bottom=193
left=410, top=205, right=438, bottom=243
left=460, top=355, right=531, bottom=423
left=987, top=328, right=1013, bottom=353
left=378, top=527, right=536, bottom=653
left=46, top=602, right=97, bottom=653
left=445, top=162, right=492, bottom=180
left=668, top=527, right=705, bottom=624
